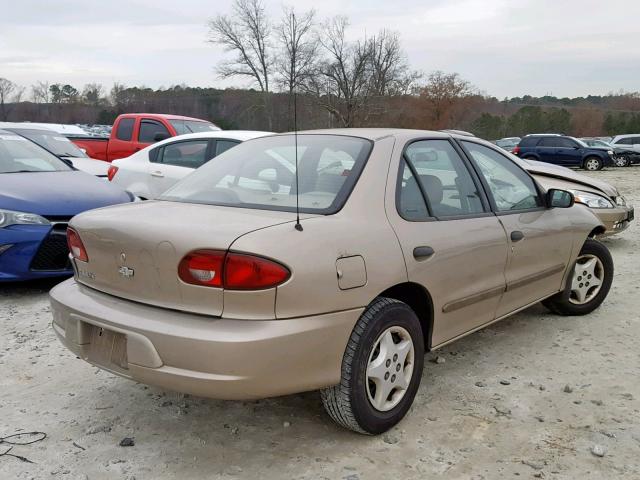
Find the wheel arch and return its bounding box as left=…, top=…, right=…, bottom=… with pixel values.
left=377, top=282, right=434, bottom=351
left=588, top=225, right=606, bottom=238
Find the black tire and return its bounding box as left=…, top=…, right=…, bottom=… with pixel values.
left=523, top=155, right=537, bottom=160
left=321, top=297, right=425, bottom=434
left=583, top=156, right=603, bottom=171
left=543, top=238, right=613, bottom=315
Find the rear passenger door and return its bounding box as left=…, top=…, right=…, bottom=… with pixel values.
left=147, top=139, right=213, bottom=198
left=387, top=138, right=510, bottom=347
left=461, top=141, right=574, bottom=317
left=538, top=137, right=580, bottom=166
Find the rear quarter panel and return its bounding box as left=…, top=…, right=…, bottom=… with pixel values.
left=228, top=136, right=409, bottom=320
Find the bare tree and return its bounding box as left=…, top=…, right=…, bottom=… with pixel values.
left=307, top=17, right=372, bottom=127
left=419, top=71, right=475, bottom=127
left=277, top=7, right=318, bottom=95
left=368, top=30, right=420, bottom=97
left=208, top=0, right=273, bottom=127
left=0, top=78, right=24, bottom=120
left=82, top=83, right=104, bottom=106
left=31, top=81, right=51, bottom=103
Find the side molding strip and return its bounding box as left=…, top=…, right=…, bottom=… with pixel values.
left=442, top=263, right=566, bottom=313
left=505, top=264, right=565, bottom=292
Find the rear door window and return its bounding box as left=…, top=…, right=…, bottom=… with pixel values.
left=115, top=118, right=135, bottom=141
left=215, top=140, right=240, bottom=156
left=399, top=139, right=486, bottom=219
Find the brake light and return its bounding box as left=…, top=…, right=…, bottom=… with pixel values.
left=512, top=146, right=520, bottom=155
left=178, top=250, right=290, bottom=290
left=107, top=165, right=119, bottom=181
left=67, top=228, right=88, bottom=262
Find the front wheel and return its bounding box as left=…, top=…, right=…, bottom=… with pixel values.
left=543, top=238, right=613, bottom=315
left=321, top=297, right=424, bottom=434
left=613, top=155, right=631, bottom=167
left=583, top=156, right=603, bottom=171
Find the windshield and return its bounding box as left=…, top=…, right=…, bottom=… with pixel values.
left=574, top=138, right=590, bottom=148
left=0, top=133, right=72, bottom=173
left=160, top=134, right=373, bottom=214
left=169, top=120, right=220, bottom=134
left=11, top=129, right=87, bottom=157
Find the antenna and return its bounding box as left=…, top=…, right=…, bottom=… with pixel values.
left=293, top=90, right=303, bottom=232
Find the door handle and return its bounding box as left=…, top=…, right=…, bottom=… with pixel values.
left=413, top=246, right=435, bottom=260
left=510, top=231, right=525, bottom=242
left=151, top=170, right=164, bottom=178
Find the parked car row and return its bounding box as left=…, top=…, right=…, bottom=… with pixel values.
left=493, top=133, right=640, bottom=169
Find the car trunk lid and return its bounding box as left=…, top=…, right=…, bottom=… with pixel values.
left=70, top=201, right=305, bottom=316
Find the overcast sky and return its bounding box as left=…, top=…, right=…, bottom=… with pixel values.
left=1, top=0, right=639, bottom=98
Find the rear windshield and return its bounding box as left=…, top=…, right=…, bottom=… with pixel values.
left=0, top=133, right=72, bottom=173
left=160, top=134, right=373, bottom=214
left=11, top=129, right=88, bottom=158
left=169, top=120, right=220, bottom=134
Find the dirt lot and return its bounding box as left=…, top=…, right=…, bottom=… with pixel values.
left=2, top=168, right=639, bottom=480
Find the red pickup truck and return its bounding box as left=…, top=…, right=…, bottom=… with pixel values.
left=70, top=113, right=220, bottom=162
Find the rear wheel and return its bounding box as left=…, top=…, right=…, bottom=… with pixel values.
left=583, top=156, right=603, bottom=171
left=321, top=297, right=424, bottom=434
left=613, top=155, right=630, bottom=167
left=543, top=239, right=613, bottom=315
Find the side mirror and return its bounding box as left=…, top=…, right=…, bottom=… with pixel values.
left=154, top=132, right=170, bottom=142
left=547, top=189, right=574, bottom=208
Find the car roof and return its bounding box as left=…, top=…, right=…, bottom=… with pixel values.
left=282, top=128, right=453, bottom=141
left=0, top=122, right=84, bottom=135
left=159, top=130, right=273, bottom=143
left=119, top=113, right=214, bottom=122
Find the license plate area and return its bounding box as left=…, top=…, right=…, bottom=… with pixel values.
left=88, top=326, right=128, bottom=372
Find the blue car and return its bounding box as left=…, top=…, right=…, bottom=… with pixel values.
left=514, top=134, right=614, bottom=171
left=0, top=129, right=133, bottom=281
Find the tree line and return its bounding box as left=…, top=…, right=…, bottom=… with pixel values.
left=1, top=0, right=639, bottom=139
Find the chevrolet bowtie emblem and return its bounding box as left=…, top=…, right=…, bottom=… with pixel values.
left=118, top=265, right=135, bottom=279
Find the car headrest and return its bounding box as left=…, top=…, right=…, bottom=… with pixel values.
left=411, top=151, right=438, bottom=163
left=419, top=174, right=443, bottom=204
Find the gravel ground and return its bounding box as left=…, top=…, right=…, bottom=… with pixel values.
left=1, top=167, right=639, bottom=480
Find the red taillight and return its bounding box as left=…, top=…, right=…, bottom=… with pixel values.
left=67, top=228, right=88, bottom=262
left=224, top=253, right=291, bottom=290
left=512, top=146, right=520, bottom=155
left=178, top=250, right=290, bottom=290
left=107, top=165, right=119, bottom=181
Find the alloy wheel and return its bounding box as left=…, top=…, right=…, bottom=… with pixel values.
left=585, top=158, right=601, bottom=171
left=569, top=254, right=605, bottom=305
left=614, top=156, right=630, bottom=167
left=366, top=326, right=415, bottom=412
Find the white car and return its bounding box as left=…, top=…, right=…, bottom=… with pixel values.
left=0, top=123, right=110, bottom=177
left=109, top=131, right=272, bottom=199
left=611, top=134, right=640, bottom=154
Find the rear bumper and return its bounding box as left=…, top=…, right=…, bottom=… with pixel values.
left=594, top=205, right=634, bottom=236
left=50, top=279, right=362, bottom=399
left=0, top=224, right=72, bottom=282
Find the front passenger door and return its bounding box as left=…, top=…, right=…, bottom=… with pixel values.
left=462, top=141, right=574, bottom=317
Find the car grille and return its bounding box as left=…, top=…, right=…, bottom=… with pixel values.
left=30, top=223, right=72, bottom=271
